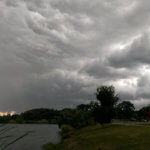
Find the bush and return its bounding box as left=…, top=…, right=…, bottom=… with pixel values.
left=60, top=125, right=74, bottom=138
left=16, top=117, right=25, bottom=124
left=58, top=109, right=95, bottom=129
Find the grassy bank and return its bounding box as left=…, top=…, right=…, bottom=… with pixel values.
left=43, top=124, right=150, bottom=150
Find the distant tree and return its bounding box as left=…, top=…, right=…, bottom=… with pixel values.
left=21, top=108, right=60, bottom=122
left=77, top=104, right=90, bottom=111
left=0, top=114, right=12, bottom=123
left=116, top=101, right=135, bottom=120
left=11, top=114, right=19, bottom=120
left=77, top=102, right=100, bottom=112
left=93, top=86, right=119, bottom=125
left=137, top=105, right=150, bottom=120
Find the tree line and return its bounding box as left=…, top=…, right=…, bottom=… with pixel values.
left=0, top=86, right=150, bottom=128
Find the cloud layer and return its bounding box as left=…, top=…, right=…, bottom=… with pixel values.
left=1, top=0, right=150, bottom=112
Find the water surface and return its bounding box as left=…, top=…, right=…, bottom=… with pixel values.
left=0, top=124, right=60, bottom=150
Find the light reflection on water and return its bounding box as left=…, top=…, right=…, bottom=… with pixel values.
left=0, top=124, right=60, bottom=150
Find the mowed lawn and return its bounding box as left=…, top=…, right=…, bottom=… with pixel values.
left=43, top=124, right=150, bottom=150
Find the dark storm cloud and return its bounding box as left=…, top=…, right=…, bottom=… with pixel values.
left=82, top=59, right=139, bottom=80
left=1, top=0, right=150, bottom=112
left=108, top=34, right=150, bottom=68
left=5, top=0, right=19, bottom=7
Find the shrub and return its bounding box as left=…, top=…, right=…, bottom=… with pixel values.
left=58, top=109, right=95, bottom=129
left=60, top=125, right=74, bottom=138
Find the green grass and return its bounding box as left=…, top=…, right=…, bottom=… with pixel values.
left=43, top=124, right=150, bottom=150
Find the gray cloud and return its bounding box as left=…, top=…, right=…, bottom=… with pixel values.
left=1, top=0, right=150, bottom=112
left=108, top=34, right=150, bottom=68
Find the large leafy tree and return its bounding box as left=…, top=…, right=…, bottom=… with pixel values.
left=93, top=86, right=119, bottom=125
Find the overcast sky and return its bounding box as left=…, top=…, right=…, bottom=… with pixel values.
left=1, top=0, right=150, bottom=112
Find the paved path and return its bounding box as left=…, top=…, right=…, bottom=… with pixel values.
left=112, top=123, right=150, bottom=127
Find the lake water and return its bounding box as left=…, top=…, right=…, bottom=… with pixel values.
left=0, top=124, right=60, bottom=150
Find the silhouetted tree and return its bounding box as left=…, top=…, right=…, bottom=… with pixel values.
left=137, top=105, right=150, bottom=120
left=116, top=101, right=135, bottom=120
left=77, top=104, right=90, bottom=111
left=21, top=108, right=60, bottom=123
left=93, top=86, right=119, bottom=125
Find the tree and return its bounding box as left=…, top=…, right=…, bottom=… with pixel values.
left=116, top=101, right=135, bottom=120
left=20, top=108, right=60, bottom=123
left=93, top=86, right=119, bottom=125
left=137, top=105, right=150, bottom=120
left=77, top=104, right=90, bottom=111
left=58, top=109, right=94, bottom=128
